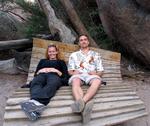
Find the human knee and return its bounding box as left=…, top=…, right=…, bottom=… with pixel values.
left=90, top=78, right=101, bottom=86
left=72, top=78, right=81, bottom=86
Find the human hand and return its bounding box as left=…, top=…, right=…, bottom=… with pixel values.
left=38, top=68, right=49, bottom=73
left=48, top=68, right=56, bottom=72
left=88, top=71, right=97, bottom=75
left=37, top=68, right=62, bottom=76
left=49, top=68, right=62, bottom=76
left=38, top=68, right=55, bottom=73
left=73, top=70, right=82, bottom=75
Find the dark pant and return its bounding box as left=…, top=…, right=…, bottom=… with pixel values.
left=30, top=73, right=62, bottom=105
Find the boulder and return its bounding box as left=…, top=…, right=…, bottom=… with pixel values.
left=96, top=0, right=150, bottom=68
left=12, top=50, right=31, bottom=72
left=0, top=58, right=20, bottom=74
left=0, top=12, right=24, bottom=40
left=136, top=0, right=150, bottom=11
left=0, top=50, right=31, bottom=74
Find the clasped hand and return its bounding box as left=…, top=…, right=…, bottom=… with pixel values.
left=37, top=68, right=62, bottom=76
left=73, top=70, right=97, bottom=75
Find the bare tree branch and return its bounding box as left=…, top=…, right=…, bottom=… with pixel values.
left=37, top=0, right=76, bottom=43
left=60, top=0, right=98, bottom=47
left=3, top=10, right=26, bottom=21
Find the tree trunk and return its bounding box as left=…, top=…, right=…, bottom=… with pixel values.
left=37, top=0, right=76, bottom=43
left=60, top=0, right=98, bottom=47
left=0, top=39, right=32, bottom=50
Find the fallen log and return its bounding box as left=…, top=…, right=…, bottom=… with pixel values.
left=0, top=39, right=32, bottom=50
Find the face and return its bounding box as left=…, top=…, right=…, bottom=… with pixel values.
left=79, top=35, right=89, bottom=49
left=48, top=46, right=58, bottom=60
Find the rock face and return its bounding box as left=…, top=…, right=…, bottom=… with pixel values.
left=136, top=0, right=150, bottom=11
left=0, top=50, right=31, bottom=74
left=96, top=0, right=150, bottom=68
left=13, top=50, right=31, bottom=72
left=0, top=58, right=19, bottom=74
left=0, top=12, right=23, bottom=40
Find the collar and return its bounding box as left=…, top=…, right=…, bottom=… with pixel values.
left=79, top=49, right=91, bottom=55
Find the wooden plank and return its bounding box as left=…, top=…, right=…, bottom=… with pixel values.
left=71, top=79, right=121, bottom=85
left=14, top=85, right=133, bottom=93
left=27, top=73, right=122, bottom=79
left=5, top=99, right=144, bottom=119
left=12, top=88, right=133, bottom=97
left=28, top=69, right=121, bottom=75
left=26, top=74, right=122, bottom=85
left=11, top=89, right=134, bottom=98
left=9, top=90, right=137, bottom=104
left=32, top=38, right=121, bottom=62
left=4, top=109, right=147, bottom=126
left=103, top=78, right=122, bottom=81
left=27, top=69, right=122, bottom=82
left=13, top=83, right=132, bottom=92
left=30, top=55, right=120, bottom=67
left=28, top=64, right=121, bottom=71
left=7, top=91, right=137, bottom=106
left=4, top=108, right=146, bottom=126
left=89, top=110, right=147, bottom=126
left=31, top=51, right=120, bottom=63
left=17, top=81, right=129, bottom=92
left=28, top=66, right=121, bottom=73
left=4, top=115, right=81, bottom=126
left=5, top=95, right=140, bottom=111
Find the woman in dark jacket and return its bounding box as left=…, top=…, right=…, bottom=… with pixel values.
left=20, top=45, right=69, bottom=121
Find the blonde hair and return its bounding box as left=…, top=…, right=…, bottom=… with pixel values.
left=45, top=45, right=61, bottom=60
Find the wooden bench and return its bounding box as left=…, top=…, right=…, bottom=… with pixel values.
left=3, top=38, right=147, bottom=126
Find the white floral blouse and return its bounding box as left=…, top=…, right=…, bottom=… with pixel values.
left=68, top=50, right=104, bottom=73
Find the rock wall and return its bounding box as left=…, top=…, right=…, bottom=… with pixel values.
left=0, top=13, right=18, bottom=40
left=96, top=0, right=150, bottom=68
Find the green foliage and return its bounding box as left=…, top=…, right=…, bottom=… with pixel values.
left=50, top=0, right=60, bottom=7
left=50, top=0, right=69, bottom=24
left=75, top=2, right=117, bottom=50
left=0, top=0, right=14, bottom=11
left=0, top=0, right=14, bottom=3
left=87, top=24, right=113, bottom=48
left=16, top=0, right=49, bottom=37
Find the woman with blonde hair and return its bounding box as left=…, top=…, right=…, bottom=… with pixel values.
left=21, top=45, right=69, bottom=121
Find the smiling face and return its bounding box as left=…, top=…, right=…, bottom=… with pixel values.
left=47, top=46, right=58, bottom=60
left=79, top=35, right=90, bottom=49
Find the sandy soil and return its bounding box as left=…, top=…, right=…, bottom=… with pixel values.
left=0, top=73, right=27, bottom=126
left=0, top=73, right=149, bottom=126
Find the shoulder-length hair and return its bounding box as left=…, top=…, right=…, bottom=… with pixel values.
left=45, top=44, right=61, bottom=60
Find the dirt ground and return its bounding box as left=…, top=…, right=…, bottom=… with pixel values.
left=0, top=73, right=149, bottom=126
left=0, top=73, right=27, bottom=126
